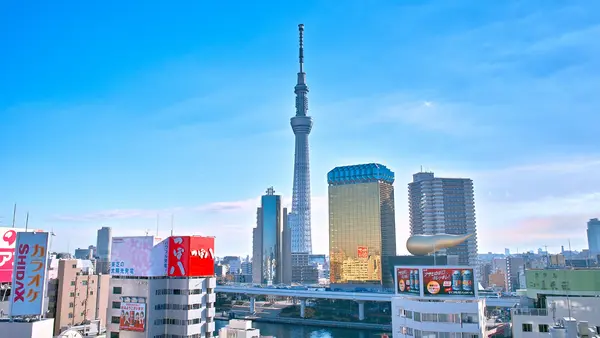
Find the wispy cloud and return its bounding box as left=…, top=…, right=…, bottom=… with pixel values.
left=50, top=198, right=259, bottom=222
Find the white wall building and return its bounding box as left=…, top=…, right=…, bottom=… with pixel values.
left=392, top=296, right=487, bottom=338
left=106, top=276, right=217, bottom=338
left=0, top=318, right=55, bottom=338
left=218, top=319, right=260, bottom=338
left=511, top=297, right=600, bottom=338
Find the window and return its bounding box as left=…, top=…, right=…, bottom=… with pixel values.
left=111, top=316, right=120, bottom=324
left=68, top=313, right=73, bottom=319
left=69, top=292, right=75, bottom=297
left=82, top=280, right=88, bottom=285
left=110, top=333, right=119, bottom=338
left=70, top=281, right=75, bottom=286
left=113, top=286, right=122, bottom=294
left=69, top=302, right=74, bottom=308
left=522, top=324, right=533, bottom=332
left=72, top=264, right=77, bottom=268
left=539, top=324, right=549, bottom=333
left=112, top=301, right=121, bottom=309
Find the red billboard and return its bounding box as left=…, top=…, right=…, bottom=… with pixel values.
left=357, top=246, right=368, bottom=259
left=189, top=236, right=215, bottom=277
left=395, top=267, right=421, bottom=295
left=167, top=236, right=215, bottom=277
left=422, top=268, right=476, bottom=297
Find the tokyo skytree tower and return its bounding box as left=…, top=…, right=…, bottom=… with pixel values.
left=289, top=24, right=313, bottom=254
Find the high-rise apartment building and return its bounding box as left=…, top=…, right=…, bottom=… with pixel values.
left=289, top=24, right=314, bottom=254
left=48, top=259, right=111, bottom=335
left=587, top=218, right=600, bottom=254
left=96, top=227, right=112, bottom=274
left=252, top=188, right=289, bottom=285
left=409, top=171, right=479, bottom=267
left=328, top=163, right=397, bottom=287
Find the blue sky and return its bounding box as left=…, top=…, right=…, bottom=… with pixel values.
left=1, top=0, right=600, bottom=256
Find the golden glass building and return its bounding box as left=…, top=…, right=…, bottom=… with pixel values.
left=328, top=163, right=397, bottom=287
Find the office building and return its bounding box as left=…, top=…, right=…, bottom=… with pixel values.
left=252, top=187, right=289, bottom=285
left=96, top=227, right=112, bottom=274
left=106, top=235, right=217, bottom=337
left=74, top=246, right=95, bottom=260
left=47, top=259, right=111, bottom=335
left=289, top=24, right=314, bottom=254
left=409, top=171, right=478, bottom=267
left=587, top=218, right=600, bottom=255
left=328, top=163, right=397, bottom=287
left=291, top=253, right=318, bottom=284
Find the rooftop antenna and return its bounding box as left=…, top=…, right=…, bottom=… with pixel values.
left=170, top=214, right=174, bottom=237
left=298, top=24, right=304, bottom=73
left=11, top=204, right=16, bottom=228
left=420, top=165, right=423, bottom=172
left=25, top=211, right=29, bottom=231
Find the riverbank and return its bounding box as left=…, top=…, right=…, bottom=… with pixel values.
left=215, top=314, right=392, bottom=331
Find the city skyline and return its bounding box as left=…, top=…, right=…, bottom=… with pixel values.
left=2, top=1, right=600, bottom=256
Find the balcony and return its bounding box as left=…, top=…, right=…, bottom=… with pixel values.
left=205, top=293, right=216, bottom=304
left=511, top=308, right=549, bottom=317
left=206, top=321, right=215, bottom=333
left=206, top=307, right=216, bottom=318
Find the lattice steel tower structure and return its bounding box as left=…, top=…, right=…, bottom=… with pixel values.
left=289, top=24, right=313, bottom=254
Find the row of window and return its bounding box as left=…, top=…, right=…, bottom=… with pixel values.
left=401, top=328, right=479, bottom=338
left=399, top=309, right=479, bottom=324
left=155, top=288, right=204, bottom=295
left=153, top=334, right=207, bottom=338
left=522, top=324, right=549, bottom=333
left=153, top=318, right=202, bottom=326
left=154, top=303, right=202, bottom=310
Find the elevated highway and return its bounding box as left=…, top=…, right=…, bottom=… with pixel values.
left=215, top=285, right=520, bottom=308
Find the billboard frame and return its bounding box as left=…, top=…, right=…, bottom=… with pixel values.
left=393, top=265, right=479, bottom=299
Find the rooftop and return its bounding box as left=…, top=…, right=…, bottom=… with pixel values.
left=327, top=163, right=394, bottom=185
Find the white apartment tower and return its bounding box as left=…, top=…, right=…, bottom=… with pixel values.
left=408, top=172, right=479, bottom=266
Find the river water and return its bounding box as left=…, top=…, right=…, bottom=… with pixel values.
left=215, top=320, right=392, bottom=338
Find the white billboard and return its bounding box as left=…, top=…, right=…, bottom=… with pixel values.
left=10, top=232, right=50, bottom=317
left=0, top=227, right=43, bottom=283
left=110, top=236, right=155, bottom=277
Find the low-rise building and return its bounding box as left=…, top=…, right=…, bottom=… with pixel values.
left=218, top=319, right=260, bottom=338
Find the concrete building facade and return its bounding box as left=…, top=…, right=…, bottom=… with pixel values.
left=47, top=259, right=110, bottom=335
left=409, top=172, right=478, bottom=267
left=107, top=276, right=217, bottom=338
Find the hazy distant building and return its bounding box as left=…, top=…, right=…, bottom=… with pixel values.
left=409, top=171, right=478, bottom=267
left=328, top=163, right=397, bottom=288
left=252, top=187, right=289, bottom=285
left=74, top=246, right=95, bottom=260
left=96, top=227, right=112, bottom=274
left=587, top=218, right=600, bottom=255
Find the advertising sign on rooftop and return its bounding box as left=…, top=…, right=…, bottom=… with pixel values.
left=168, top=236, right=215, bottom=277
left=422, top=267, right=477, bottom=298
left=395, top=267, right=421, bottom=295
left=10, top=232, right=50, bottom=316
left=110, top=236, right=155, bottom=277
left=0, top=227, right=43, bottom=283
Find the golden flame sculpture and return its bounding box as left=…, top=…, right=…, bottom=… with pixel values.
left=406, top=233, right=474, bottom=256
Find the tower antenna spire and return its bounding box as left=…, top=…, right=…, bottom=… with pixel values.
left=298, top=24, right=304, bottom=73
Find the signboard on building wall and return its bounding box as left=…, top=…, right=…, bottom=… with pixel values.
left=422, top=267, right=477, bottom=297
left=0, top=227, right=43, bottom=283
left=10, top=232, right=49, bottom=316
left=357, top=246, right=368, bottom=259
left=119, top=302, right=146, bottom=332
left=395, top=267, right=421, bottom=295
left=189, top=236, right=215, bottom=277
left=167, top=236, right=215, bottom=277
left=167, top=236, right=190, bottom=277
left=150, top=238, right=169, bottom=277
left=110, top=236, right=154, bottom=277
